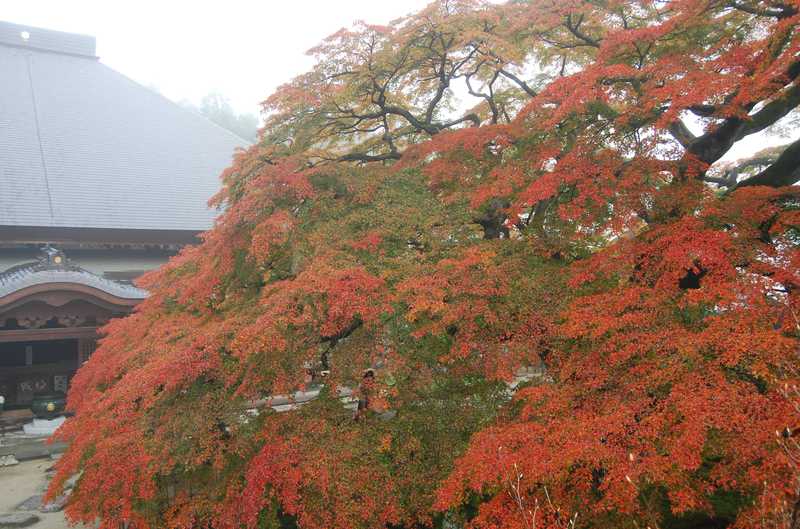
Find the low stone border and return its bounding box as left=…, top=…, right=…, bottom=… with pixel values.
left=0, top=512, right=40, bottom=528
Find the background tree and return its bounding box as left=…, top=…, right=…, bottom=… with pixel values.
left=183, top=92, right=259, bottom=142
left=261, top=0, right=544, bottom=164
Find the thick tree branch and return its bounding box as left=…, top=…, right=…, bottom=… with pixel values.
left=424, top=50, right=452, bottom=125
left=466, top=69, right=501, bottom=124
left=701, top=174, right=739, bottom=186
left=383, top=104, right=442, bottom=135
left=687, top=104, right=717, bottom=117
left=499, top=69, right=538, bottom=98
left=743, top=83, right=800, bottom=137
left=565, top=14, right=601, bottom=48
left=735, top=136, right=800, bottom=188
left=668, top=119, right=697, bottom=149
left=337, top=151, right=403, bottom=163
left=441, top=113, right=481, bottom=129
left=688, top=72, right=800, bottom=164
left=728, top=1, right=798, bottom=19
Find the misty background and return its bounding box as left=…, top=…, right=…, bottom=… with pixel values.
left=3, top=0, right=432, bottom=141
left=3, top=0, right=796, bottom=156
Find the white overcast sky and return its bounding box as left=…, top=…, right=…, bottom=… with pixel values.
left=3, top=0, right=432, bottom=114
left=3, top=0, right=794, bottom=162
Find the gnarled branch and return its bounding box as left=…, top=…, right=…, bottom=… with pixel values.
left=735, top=136, right=800, bottom=188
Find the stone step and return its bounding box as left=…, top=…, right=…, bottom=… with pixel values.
left=22, top=417, right=65, bottom=437
left=0, top=512, right=39, bottom=528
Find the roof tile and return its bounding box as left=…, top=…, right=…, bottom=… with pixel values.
left=0, top=22, right=248, bottom=232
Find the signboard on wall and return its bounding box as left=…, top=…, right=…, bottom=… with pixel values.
left=18, top=379, right=34, bottom=402
left=18, top=378, right=49, bottom=402
left=54, top=375, right=68, bottom=393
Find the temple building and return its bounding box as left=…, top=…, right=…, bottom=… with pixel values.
left=0, top=21, right=246, bottom=407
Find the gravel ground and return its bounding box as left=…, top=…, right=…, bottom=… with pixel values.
left=0, top=458, right=92, bottom=529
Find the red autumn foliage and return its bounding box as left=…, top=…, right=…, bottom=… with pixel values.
left=49, top=1, right=800, bottom=529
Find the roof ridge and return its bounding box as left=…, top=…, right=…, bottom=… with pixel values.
left=0, top=21, right=96, bottom=58
left=0, top=258, right=148, bottom=300
left=0, top=40, right=99, bottom=60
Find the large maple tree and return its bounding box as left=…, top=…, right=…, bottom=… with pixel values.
left=50, top=1, right=800, bottom=529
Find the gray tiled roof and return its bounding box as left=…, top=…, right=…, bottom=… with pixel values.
left=0, top=259, right=147, bottom=301
left=0, top=20, right=96, bottom=57
left=0, top=21, right=248, bottom=232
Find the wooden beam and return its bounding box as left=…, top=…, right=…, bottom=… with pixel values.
left=0, top=225, right=202, bottom=246
left=0, top=327, right=97, bottom=343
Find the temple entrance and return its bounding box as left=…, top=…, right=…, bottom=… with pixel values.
left=0, top=338, right=84, bottom=407
left=0, top=248, right=146, bottom=411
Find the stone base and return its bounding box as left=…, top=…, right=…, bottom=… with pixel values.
left=21, top=417, right=65, bottom=437
left=0, top=512, right=39, bottom=528
left=0, top=455, right=18, bottom=467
